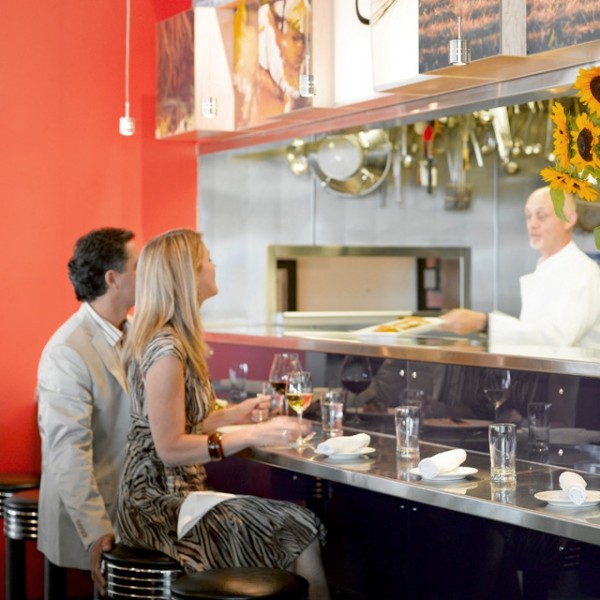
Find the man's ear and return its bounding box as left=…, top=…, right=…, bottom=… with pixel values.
left=105, top=269, right=118, bottom=289
left=565, top=209, right=578, bottom=230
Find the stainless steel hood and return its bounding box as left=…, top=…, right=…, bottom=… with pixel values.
left=195, top=41, right=600, bottom=155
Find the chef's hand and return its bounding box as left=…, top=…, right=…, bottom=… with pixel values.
left=90, top=533, right=114, bottom=596
left=439, top=309, right=488, bottom=335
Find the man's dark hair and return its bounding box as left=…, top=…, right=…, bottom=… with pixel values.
left=68, top=228, right=135, bottom=302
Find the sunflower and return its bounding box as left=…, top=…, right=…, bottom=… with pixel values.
left=570, top=112, right=600, bottom=173
left=541, top=167, right=598, bottom=202
left=574, top=66, right=600, bottom=118
left=550, top=102, right=571, bottom=170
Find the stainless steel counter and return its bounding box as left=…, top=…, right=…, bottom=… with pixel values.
left=204, top=326, right=600, bottom=378
left=244, top=425, right=600, bottom=546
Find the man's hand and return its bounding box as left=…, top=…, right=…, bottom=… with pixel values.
left=90, top=533, right=115, bottom=596
left=439, top=309, right=488, bottom=336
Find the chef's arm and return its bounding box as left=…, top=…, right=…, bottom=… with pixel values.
left=439, top=309, right=488, bottom=336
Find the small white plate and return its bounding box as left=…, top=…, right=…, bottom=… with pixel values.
left=534, top=490, right=600, bottom=509
left=410, top=466, right=478, bottom=481
left=322, top=447, right=376, bottom=462
left=355, top=317, right=443, bottom=340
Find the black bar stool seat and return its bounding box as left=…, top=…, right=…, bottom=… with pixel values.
left=0, top=473, right=39, bottom=515
left=102, top=543, right=184, bottom=599
left=171, top=567, right=309, bottom=600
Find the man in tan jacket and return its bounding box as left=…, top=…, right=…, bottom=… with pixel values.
left=37, top=227, right=138, bottom=595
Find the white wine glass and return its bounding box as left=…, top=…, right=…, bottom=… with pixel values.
left=268, top=353, right=302, bottom=414
left=483, top=369, right=511, bottom=422
left=285, top=370, right=313, bottom=447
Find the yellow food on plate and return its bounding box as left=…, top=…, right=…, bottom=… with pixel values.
left=373, top=316, right=430, bottom=333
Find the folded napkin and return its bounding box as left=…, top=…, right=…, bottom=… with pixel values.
left=418, top=448, right=467, bottom=479
left=316, top=433, right=371, bottom=456
left=177, top=491, right=236, bottom=539
left=559, top=471, right=587, bottom=505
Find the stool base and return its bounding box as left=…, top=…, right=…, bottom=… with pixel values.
left=103, top=543, right=183, bottom=599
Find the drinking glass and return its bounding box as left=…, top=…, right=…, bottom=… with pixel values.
left=268, top=353, right=302, bottom=414
left=340, top=355, right=372, bottom=421
left=482, top=368, right=511, bottom=421
left=285, top=371, right=313, bottom=447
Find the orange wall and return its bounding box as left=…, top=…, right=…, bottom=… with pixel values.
left=0, top=1, right=194, bottom=597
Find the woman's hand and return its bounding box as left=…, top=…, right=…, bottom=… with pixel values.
left=251, top=415, right=311, bottom=447
left=229, top=396, right=271, bottom=423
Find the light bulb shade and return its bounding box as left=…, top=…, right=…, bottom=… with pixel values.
left=449, top=38, right=471, bottom=66
left=119, top=116, right=135, bottom=136
left=299, top=73, right=316, bottom=98
left=201, top=96, right=218, bottom=118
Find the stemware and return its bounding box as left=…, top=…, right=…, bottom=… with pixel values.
left=285, top=370, right=314, bottom=447
left=340, top=355, right=373, bottom=421
left=268, top=353, right=302, bottom=414
left=482, top=368, right=511, bottom=422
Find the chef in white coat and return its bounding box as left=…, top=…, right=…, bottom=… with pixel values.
left=440, top=186, right=600, bottom=348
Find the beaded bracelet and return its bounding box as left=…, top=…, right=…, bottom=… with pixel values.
left=207, top=432, right=225, bottom=462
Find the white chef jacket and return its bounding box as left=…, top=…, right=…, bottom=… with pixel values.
left=489, top=241, right=600, bottom=348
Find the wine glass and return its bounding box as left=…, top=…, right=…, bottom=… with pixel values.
left=268, top=353, right=302, bottom=414
left=285, top=370, right=313, bottom=447
left=340, top=355, right=373, bottom=421
left=482, top=368, right=511, bottom=422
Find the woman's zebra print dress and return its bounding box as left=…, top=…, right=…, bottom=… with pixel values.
left=116, top=331, right=325, bottom=573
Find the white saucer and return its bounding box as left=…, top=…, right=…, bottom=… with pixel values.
left=534, top=490, right=600, bottom=509
left=410, top=466, right=478, bottom=481
left=322, top=447, right=376, bottom=462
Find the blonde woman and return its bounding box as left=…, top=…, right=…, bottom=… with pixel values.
left=117, top=229, right=329, bottom=599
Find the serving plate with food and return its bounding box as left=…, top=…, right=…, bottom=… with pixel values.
left=355, top=316, right=443, bottom=340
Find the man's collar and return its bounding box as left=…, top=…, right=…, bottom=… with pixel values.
left=83, top=302, right=123, bottom=348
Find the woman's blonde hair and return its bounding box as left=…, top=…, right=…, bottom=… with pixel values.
left=124, top=228, right=209, bottom=381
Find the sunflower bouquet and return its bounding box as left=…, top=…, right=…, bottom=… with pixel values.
left=541, top=66, right=600, bottom=241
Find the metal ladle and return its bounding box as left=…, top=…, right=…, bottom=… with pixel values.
left=490, top=107, right=520, bottom=175
left=400, top=125, right=414, bottom=168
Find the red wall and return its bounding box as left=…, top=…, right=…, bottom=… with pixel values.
left=0, top=1, right=194, bottom=597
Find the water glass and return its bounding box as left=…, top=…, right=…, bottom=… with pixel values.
left=229, top=362, right=248, bottom=401
left=488, top=423, right=516, bottom=483
left=395, top=405, right=420, bottom=457
left=321, top=390, right=344, bottom=437
left=528, top=402, right=552, bottom=452
left=400, top=389, right=425, bottom=428
left=251, top=392, right=271, bottom=423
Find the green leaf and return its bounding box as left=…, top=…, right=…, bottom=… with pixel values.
left=550, top=187, right=567, bottom=221
left=594, top=226, right=600, bottom=249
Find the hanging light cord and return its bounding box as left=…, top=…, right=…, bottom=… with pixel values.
left=124, top=0, right=131, bottom=117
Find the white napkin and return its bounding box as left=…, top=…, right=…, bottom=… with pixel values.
left=316, top=433, right=371, bottom=456
left=418, top=449, right=467, bottom=479
left=177, top=491, right=236, bottom=539
left=559, top=471, right=587, bottom=505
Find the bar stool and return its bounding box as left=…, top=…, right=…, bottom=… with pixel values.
left=0, top=472, right=39, bottom=514
left=4, top=488, right=39, bottom=600
left=170, top=568, right=309, bottom=599
left=102, top=543, right=184, bottom=599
